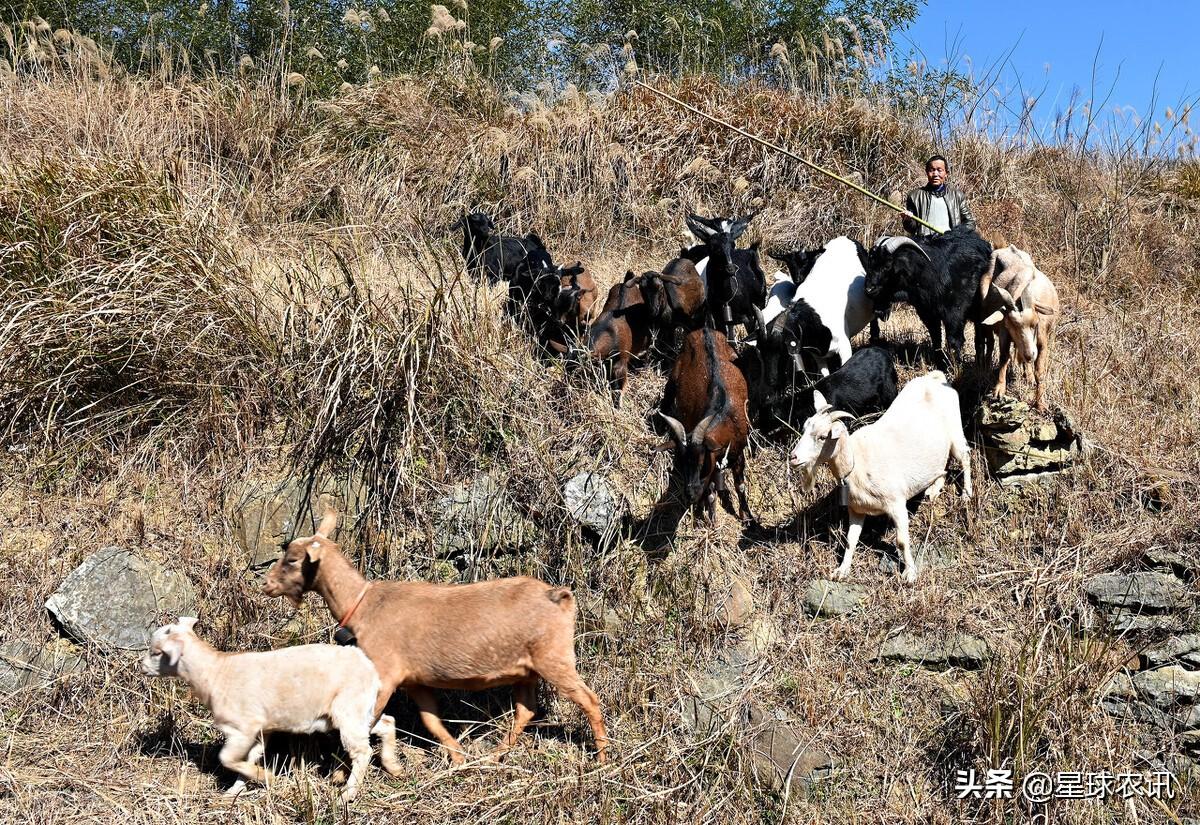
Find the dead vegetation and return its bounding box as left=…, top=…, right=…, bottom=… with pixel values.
left=0, top=32, right=1198, bottom=825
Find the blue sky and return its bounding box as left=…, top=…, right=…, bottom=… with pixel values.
left=900, top=0, right=1198, bottom=133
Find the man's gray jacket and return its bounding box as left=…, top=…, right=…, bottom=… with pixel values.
left=903, top=185, right=976, bottom=236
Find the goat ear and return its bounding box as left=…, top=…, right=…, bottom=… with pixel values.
left=686, top=215, right=714, bottom=239
left=981, top=310, right=1005, bottom=326
left=623, top=270, right=637, bottom=282
left=1034, top=303, right=1056, bottom=316
left=305, top=538, right=325, bottom=562
left=316, top=508, right=338, bottom=538
left=652, top=438, right=675, bottom=453
left=175, top=617, right=199, bottom=634
left=160, top=636, right=184, bottom=667
left=729, top=214, right=754, bottom=239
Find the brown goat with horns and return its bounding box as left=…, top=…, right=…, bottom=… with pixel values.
left=658, top=328, right=752, bottom=523
left=263, top=510, right=608, bottom=765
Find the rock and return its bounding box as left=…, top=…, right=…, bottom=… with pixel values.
left=975, top=396, right=1081, bottom=481
left=803, top=580, right=868, bottom=617
left=231, top=475, right=366, bottom=569
left=679, top=650, right=831, bottom=793
left=45, top=548, right=196, bottom=652
left=1085, top=571, right=1191, bottom=631
left=878, top=545, right=957, bottom=576
left=0, top=640, right=85, bottom=693
left=717, top=573, right=755, bottom=628
left=878, top=631, right=990, bottom=671
left=1140, top=635, right=1200, bottom=671
left=1102, top=666, right=1200, bottom=730
left=746, top=706, right=834, bottom=792
left=1141, top=547, right=1195, bottom=582
left=562, top=472, right=623, bottom=537
left=432, top=474, right=535, bottom=561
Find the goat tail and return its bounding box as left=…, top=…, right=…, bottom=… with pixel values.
left=546, top=586, right=575, bottom=608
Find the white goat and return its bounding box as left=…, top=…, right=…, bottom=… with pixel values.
left=788, top=371, right=972, bottom=583
left=142, top=618, right=400, bottom=802
left=979, top=244, right=1060, bottom=410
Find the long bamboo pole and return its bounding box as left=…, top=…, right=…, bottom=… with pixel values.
left=631, top=79, right=945, bottom=236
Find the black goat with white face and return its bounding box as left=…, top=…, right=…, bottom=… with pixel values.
left=684, top=213, right=766, bottom=338
left=452, top=211, right=544, bottom=284
left=865, top=224, right=993, bottom=362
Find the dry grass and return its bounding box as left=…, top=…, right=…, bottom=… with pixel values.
left=1, top=39, right=1198, bottom=825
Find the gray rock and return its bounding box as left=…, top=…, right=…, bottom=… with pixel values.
left=975, top=396, right=1080, bottom=480
left=878, top=631, right=990, bottom=671
left=0, top=641, right=85, bottom=693
left=433, top=474, right=535, bottom=560
left=231, top=475, right=365, bottom=569
left=1142, top=547, right=1196, bottom=582
left=878, top=545, right=957, bottom=576
left=803, top=580, right=868, bottom=617
left=717, top=573, right=756, bottom=628
left=746, top=705, right=834, bottom=792
left=562, top=472, right=623, bottom=536
left=679, top=650, right=832, bottom=793
left=1086, top=572, right=1191, bottom=631
left=1102, top=666, right=1200, bottom=730
left=1140, top=635, right=1200, bottom=671
left=45, top=548, right=196, bottom=652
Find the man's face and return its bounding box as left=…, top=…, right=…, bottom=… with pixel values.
left=926, top=160, right=948, bottom=187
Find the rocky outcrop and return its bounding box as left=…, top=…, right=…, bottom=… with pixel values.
left=0, top=640, right=85, bottom=693
left=1086, top=571, right=1191, bottom=632
left=803, top=580, right=868, bottom=618
left=975, top=396, right=1082, bottom=484
left=231, top=474, right=366, bottom=569
left=877, top=631, right=990, bottom=671
left=45, top=548, right=196, bottom=652
left=432, top=474, right=536, bottom=563
left=562, top=472, right=624, bottom=538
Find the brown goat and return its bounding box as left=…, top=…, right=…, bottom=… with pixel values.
left=658, top=328, right=752, bottom=523
left=541, top=263, right=598, bottom=355
left=587, top=271, right=652, bottom=405
left=640, top=257, right=707, bottom=353
left=262, top=511, right=608, bottom=765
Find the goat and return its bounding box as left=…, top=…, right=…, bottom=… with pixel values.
left=770, top=236, right=878, bottom=376
left=768, top=246, right=825, bottom=288
left=510, top=253, right=596, bottom=355
left=788, top=370, right=972, bottom=584
left=452, top=211, right=545, bottom=284
left=684, top=213, right=767, bottom=337
left=866, top=224, right=993, bottom=362
left=979, top=245, right=1060, bottom=409
left=142, top=618, right=400, bottom=802
left=587, top=271, right=653, bottom=404
left=658, top=328, right=752, bottom=523
left=760, top=345, right=897, bottom=437
left=639, top=256, right=707, bottom=354
left=262, top=510, right=608, bottom=765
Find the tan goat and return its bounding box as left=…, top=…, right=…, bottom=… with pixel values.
left=979, top=244, right=1060, bottom=410
left=142, top=618, right=400, bottom=802
left=262, top=510, right=608, bottom=765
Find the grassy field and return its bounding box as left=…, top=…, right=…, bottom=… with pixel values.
left=1, top=35, right=1198, bottom=824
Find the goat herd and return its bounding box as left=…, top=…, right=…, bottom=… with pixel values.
left=138, top=209, right=1062, bottom=803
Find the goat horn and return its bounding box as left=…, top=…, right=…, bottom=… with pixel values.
left=657, top=411, right=688, bottom=445
left=829, top=410, right=855, bottom=423
left=877, top=235, right=931, bottom=261
left=692, top=412, right=719, bottom=441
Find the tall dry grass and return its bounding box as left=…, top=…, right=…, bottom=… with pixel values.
left=0, top=26, right=1198, bottom=825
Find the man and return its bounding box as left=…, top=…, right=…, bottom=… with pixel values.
left=902, top=154, right=976, bottom=237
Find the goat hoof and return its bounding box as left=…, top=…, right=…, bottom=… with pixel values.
left=330, top=768, right=349, bottom=785
left=829, top=568, right=849, bottom=582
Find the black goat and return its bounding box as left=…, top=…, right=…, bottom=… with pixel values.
left=865, top=224, right=993, bottom=361
left=452, top=211, right=544, bottom=284
left=767, top=247, right=824, bottom=286
left=683, top=213, right=767, bottom=338
left=764, top=346, right=898, bottom=436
